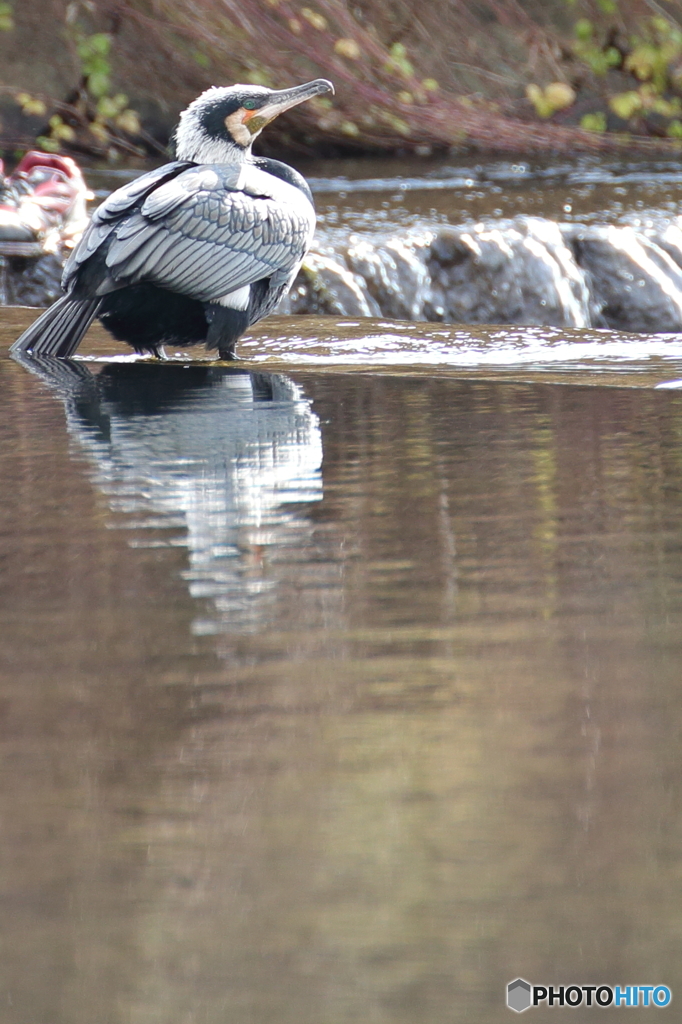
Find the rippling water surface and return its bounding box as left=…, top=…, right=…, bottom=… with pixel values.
left=3, top=312, right=682, bottom=1022
left=89, top=153, right=682, bottom=240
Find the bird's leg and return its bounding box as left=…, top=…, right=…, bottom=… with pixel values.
left=205, top=303, right=246, bottom=360
left=134, top=344, right=167, bottom=360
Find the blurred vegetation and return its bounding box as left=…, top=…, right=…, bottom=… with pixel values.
left=5, top=0, right=682, bottom=158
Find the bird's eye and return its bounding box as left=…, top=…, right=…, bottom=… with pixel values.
left=242, top=100, right=258, bottom=110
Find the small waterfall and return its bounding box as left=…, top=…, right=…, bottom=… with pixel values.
left=345, top=236, right=432, bottom=320
left=280, top=216, right=682, bottom=334
left=10, top=211, right=682, bottom=336
left=424, top=217, right=592, bottom=328
left=567, top=224, right=682, bottom=332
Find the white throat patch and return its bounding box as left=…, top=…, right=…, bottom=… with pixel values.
left=224, top=111, right=256, bottom=149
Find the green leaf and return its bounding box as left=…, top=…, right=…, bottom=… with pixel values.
left=246, top=69, right=272, bottom=86
left=36, top=135, right=60, bottom=152
left=580, top=111, right=606, bottom=131
left=85, top=54, right=110, bottom=76
left=0, top=2, right=13, bottom=31
left=115, top=109, right=141, bottom=134
left=87, top=71, right=110, bottom=98
left=609, top=90, right=642, bottom=119
left=575, top=18, right=593, bottom=41
left=97, top=96, right=119, bottom=119
left=651, top=15, right=670, bottom=36
left=89, top=33, right=111, bottom=55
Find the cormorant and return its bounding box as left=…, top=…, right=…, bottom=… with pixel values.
left=11, top=78, right=333, bottom=361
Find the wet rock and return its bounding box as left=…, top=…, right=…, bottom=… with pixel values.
left=1, top=253, right=64, bottom=306
left=426, top=218, right=592, bottom=328
left=567, top=224, right=682, bottom=332
left=282, top=252, right=378, bottom=317
left=282, top=219, right=594, bottom=330
left=344, top=237, right=431, bottom=320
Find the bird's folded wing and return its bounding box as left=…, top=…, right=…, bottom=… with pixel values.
left=63, top=161, right=197, bottom=288
left=100, top=177, right=313, bottom=303
left=97, top=162, right=197, bottom=220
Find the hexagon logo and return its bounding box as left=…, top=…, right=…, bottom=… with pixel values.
left=507, top=978, right=532, bottom=1013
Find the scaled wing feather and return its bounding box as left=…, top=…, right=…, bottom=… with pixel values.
left=97, top=162, right=194, bottom=220
left=102, top=164, right=314, bottom=303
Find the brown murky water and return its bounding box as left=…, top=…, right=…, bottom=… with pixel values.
left=91, top=153, right=682, bottom=239
left=3, top=310, right=682, bottom=1022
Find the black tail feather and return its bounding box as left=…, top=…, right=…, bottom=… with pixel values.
left=10, top=295, right=102, bottom=358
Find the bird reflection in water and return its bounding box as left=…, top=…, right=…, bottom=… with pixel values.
left=15, top=353, right=323, bottom=634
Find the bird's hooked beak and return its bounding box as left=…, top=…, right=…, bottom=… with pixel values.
left=242, top=79, right=334, bottom=134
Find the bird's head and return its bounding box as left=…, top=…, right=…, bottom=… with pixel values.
left=174, top=79, right=334, bottom=163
